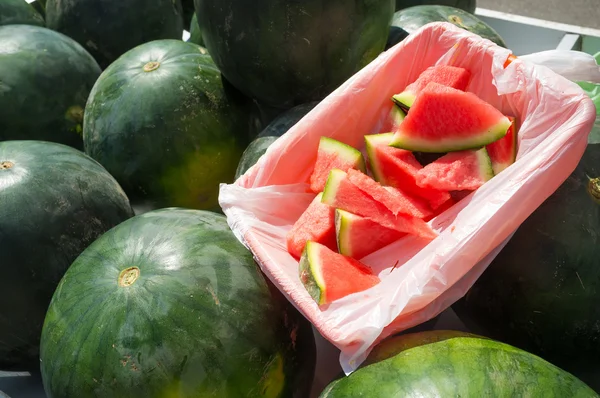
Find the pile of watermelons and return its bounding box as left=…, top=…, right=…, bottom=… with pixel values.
left=0, top=0, right=599, bottom=397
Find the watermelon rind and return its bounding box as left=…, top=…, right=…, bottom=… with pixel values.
left=320, top=137, right=367, bottom=172
left=476, top=147, right=495, bottom=182
left=335, top=209, right=354, bottom=257
left=365, top=133, right=394, bottom=182
left=391, top=91, right=415, bottom=110
left=298, top=241, right=326, bottom=304
left=321, top=168, right=347, bottom=205
left=388, top=105, right=407, bottom=127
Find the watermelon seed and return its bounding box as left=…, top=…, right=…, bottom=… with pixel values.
left=118, top=266, right=140, bottom=287
left=0, top=161, right=13, bottom=170
left=143, top=61, right=161, bottom=72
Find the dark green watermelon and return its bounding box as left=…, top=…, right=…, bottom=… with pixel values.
left=188, top=13, right=203, bottom=46
left=320, top=330, right=598, bottom=397
left=83, top=40, right=255, bottom=212
left=45, top=0, right=184, bottom=69
left=453, top=130, right=600, bottom=390
left=40, top=208, right=316, bottom=398
left=0, top=0, right=44, bottom=26
left=194, top=0, right=395, bottom=109
left=395, top=0, right=476, bottom=13
left=0, top=140, right=134, bottom=370
left=0, top=25, right=101, bottom=149
left=386, top=5, right=505, bottom=50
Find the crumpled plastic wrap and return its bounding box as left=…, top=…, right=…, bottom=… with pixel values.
left=219, top=22, right=597, bottom=373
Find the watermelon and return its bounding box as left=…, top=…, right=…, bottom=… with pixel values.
left=336, top=209, right=405, bottom=259
left=83, top=40, right=253, bottom=212
left=0, top=0, right=44, bottom=27
left=40, top=208, right=316, bottom=397
left=0, top=140, right=134, bottom=370
left=389, top=83, right=512, bottom=152
left=0, top=25, right=101, bottom=149
left=392, top=65, right=472, bottom=109
left=452, top=131, right=600, bottom=390
left=395, top=0, right=476, bottom=13
left=387, top=5, right=506, bottom=49
left=417, top=148, right=494, bottom=191
left=188, top=13, right=203, bottom=46
left=309, top=137, right=366, bottom=194
left=380, top=106, right=406, bottom=132
left=321, top=169, right=437, bottom=239
left=45, top=0, right=184, bottom=69
left=287, top=193, right=337, bottom=259
left=194, top=0, right=394, bottom=108
left=320, top=330, right=598, bottom=397
left=299, top=241, right=380, bottom=305
left=235, top=136, right=279, bottom=180
left=366, top=133, right=451, bottom=209
left=346, top=168, right=432, bottom=219
left=486, top=116, right=518, bottom=174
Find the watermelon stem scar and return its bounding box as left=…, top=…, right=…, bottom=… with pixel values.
left=143, top=61, right=160, bottom=72
left=588, top=177, right=600, bottom=204
left=0, top=161, right=14, bottom=169
left=118, top=267, right=140, bottom=287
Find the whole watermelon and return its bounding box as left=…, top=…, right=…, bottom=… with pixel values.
left=0, top=140, right=134, bottom=370
left=0, top=25, right=101, bottom=149
left=453, top=129, right=600, bottom=390
left=40, top=208, right=316, bottom=398
left=395, top=0, right=476, bottom=13
left=320, top=330, right=598, bottom=397
left=386, top=5, right=505, bottom=49
left=84, top=40, right=253, bottom=212
left=45, top=0, right=184, bottom=69
left=0, top=0, right=44, bottom=26
left=194, top=0, right=395, bottom=109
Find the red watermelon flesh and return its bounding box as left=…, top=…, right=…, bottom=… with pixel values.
left=321, top=169, right=437, bottom=239
left=416, top=148, right=495, bottom=191
left=335, top=209, right=405, bottom=260
left=286, top=192, right=337, bottom=259
left=309, top=136, right=366, bottom=193
left=486, top=116, right=517, bottom=175
left=365, top=133, right=451, bottom=209
left=392, top=65, right=472, bottom=109
left=299, top=241, right=380, bottom=305
left=389, top=82, right=512, bottom=153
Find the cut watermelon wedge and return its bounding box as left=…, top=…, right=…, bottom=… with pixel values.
left=365, top=133, right=451, bottom=209
left=389, top=82, right=512, bottom=153
left=392, top=65, right=472, bottom=109
left=299, top=241, right=380, bottom=305
left=486, top=116, right=518, bottom=175
left=309, top=136, right=366, bottom=193
left=336, top=209, right=405, bottom=260
left=380, top=106, right=406, bottom=132
left=286, top=192, right=337, bottom=259
left=416, top=148, right=495, bottom=191
left=321, top=169, right=437, bottom=239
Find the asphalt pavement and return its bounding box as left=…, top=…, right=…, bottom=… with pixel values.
left=478, top=0, right=599, bottom=30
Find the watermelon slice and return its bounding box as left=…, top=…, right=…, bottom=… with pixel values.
left=309, top=137, right=366, bottom=193
left=392, top=65, right=472, bottom=109
left=336, top=209, right=405, bottom=260
left=286, top=192, right=337, bottom=259
left=365, top=133, right=451, bottom=209
left=389, top=82, right=512, bottom=153
left=321, top=169, right=437, bottom=239
left=299, top=241, right=380, bottom=305
left=346, top=168, right=432, bottom=219
left=416, top=148, right=495, bottom=191
left=486, top=116, right=518, bottom=175
left=380, top=106, right=406, bottom=133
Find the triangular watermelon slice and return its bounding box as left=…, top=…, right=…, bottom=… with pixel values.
left=299, top=241, right=380, bottom=305
left=392, top=65, right=472, bottom=110
left=321, top=169, right=437, bottom=239
left=365, top=133, right=451, bottom=210
left=486, top=116, right=518, bottom=175
left=336, top=209, right=405, bottom=260
left=389, top=82, right=512, bottom=153
left=416, top=148, right=495, bottom=191
left=309, top=136, right=366, bottom=193
left=286, top=192, right=337, bottom=259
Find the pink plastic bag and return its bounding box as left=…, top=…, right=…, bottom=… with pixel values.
left=219, top=22, right=597, bottom=373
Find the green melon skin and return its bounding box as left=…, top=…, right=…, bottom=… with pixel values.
left=83, top=40, right=254, bottom=212
left=0, top=0, right=44, bottom=27
left=387, top=5, right=506, bottom=50
left=395, top=0, right=476, bottom=13
left=188, top=13, right=203, bottom=46
left=0, top=25, right=101, bottom=150
left=453, top=133, right=600, bottom=391
left=45, top=0, right=184, bottom=69
left=0, top=140, right=134, bottom=371
left=194, top=0, right=395, bottom=109
left=40, top=208, right=316, bottom=398
left=320, top=330, right=598, bottom=397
